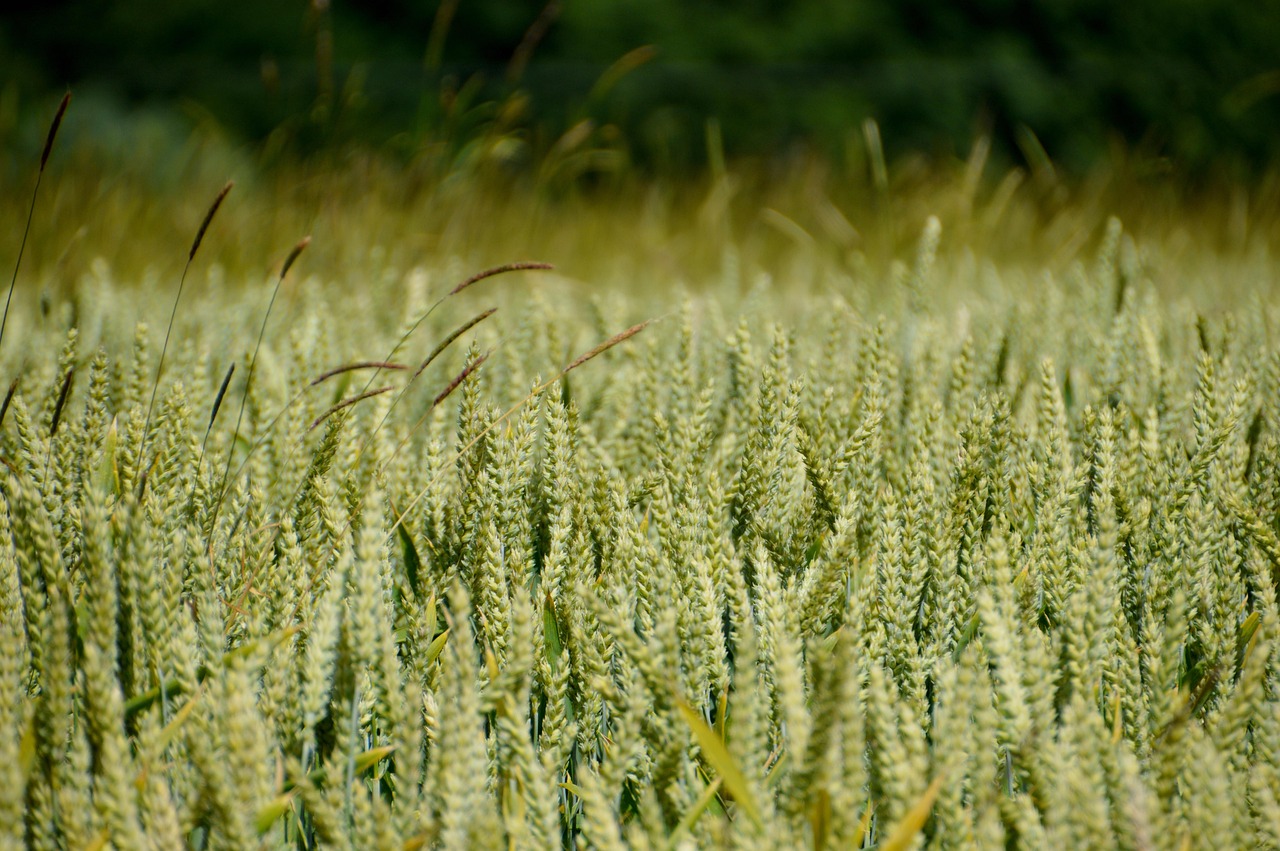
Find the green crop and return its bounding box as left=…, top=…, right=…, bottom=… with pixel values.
left=2, top=103, right=1280, bottom=850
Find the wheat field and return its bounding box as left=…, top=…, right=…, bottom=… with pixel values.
left=3, top=108, right=1280, bottom=849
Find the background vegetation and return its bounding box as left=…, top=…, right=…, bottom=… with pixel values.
left=4, top=0, right=1280, bottom=176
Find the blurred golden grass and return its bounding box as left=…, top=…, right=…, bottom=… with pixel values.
left=3, top=131, right=1278, bottom=319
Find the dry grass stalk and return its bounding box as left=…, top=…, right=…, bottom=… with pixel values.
left=506, top=5, right=559, bottom=84
left=260, top=262, right=551, bottom=530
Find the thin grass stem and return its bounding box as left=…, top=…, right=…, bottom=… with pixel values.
left=138, top=181, right=232, bottom=497
left=207, top=235, right=309, bottom=530
left=1, top=92, right=70, bottom=356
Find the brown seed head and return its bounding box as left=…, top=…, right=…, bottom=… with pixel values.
left=431, top=351, right=490, bottom=410
left=49, top=368, right=75, bottom=438
left=563, top=320, right=651, bottom=375
left=281, top=235, right=311, bottom=280
left=208, top=363, right=236, bottom=432
left=190, top=181, right=234, bottom=262
left=41, top=92, right=71, bottom=172
left=309, top=385, right=394, bottom=432
left=414, top=307, right=498, bottom=379
left=311, top=361, right=408, bottom=387
left=0, top=377, right=19, bottom=430
left=449, top=261, right=553, bottom=296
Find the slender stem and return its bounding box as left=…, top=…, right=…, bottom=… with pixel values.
left=207, top=236, right=309, bottom=537
left=1, top=169, right=43, bottom=357
left=138, top=181, right=233, bottom=497
left=1, top=91, right=70, bottom=357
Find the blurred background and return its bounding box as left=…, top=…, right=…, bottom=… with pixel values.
left=3, top=0, right=1279, bottom=180
left=3, top=0, right=1280, bottom=296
